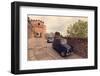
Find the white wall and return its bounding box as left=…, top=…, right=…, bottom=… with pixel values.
left=0, top=0, right=99, bottom=76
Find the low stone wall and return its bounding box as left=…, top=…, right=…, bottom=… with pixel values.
left=66, top=37, right=88, bottom=58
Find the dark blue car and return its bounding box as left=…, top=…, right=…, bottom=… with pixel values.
left=52, top=37, right=73, bottom=57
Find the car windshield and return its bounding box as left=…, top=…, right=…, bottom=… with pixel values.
left=61, top=38, right=67, bottom=45
left=48, top=37, right=53, bottom=39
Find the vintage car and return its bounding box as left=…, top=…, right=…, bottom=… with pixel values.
left=52, top=38, right=73, bottom=57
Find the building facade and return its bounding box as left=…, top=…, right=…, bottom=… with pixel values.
left=28, top=19, right=46, bottom=48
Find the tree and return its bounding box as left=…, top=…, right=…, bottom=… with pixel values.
left=67, top=20, right=88, bottom=38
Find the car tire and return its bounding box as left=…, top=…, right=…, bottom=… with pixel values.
left=60, top=52, right=66, bottom=57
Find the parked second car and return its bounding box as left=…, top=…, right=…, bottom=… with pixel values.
left=47, top=37, right=54, bottom=43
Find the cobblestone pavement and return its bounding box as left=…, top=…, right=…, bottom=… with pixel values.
left=28, top=38, right=82, bottom=61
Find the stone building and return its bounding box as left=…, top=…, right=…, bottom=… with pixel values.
left=28, top=18, right=46, bottom=48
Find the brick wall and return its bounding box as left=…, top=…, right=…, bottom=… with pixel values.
left=66, top=37, right=88, bottom=58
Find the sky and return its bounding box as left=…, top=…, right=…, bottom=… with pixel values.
left=28, top=15, right=88, bottom=36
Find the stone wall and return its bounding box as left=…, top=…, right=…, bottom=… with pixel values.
left=66, top=37, right=88, bottom=58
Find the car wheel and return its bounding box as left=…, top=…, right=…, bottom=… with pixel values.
left=60, top=52, right=66, bottom=57
left=66, top=52, right=70, bottom=56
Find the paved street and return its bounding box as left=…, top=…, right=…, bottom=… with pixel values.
left=28, top=38, right=82, bottom=61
